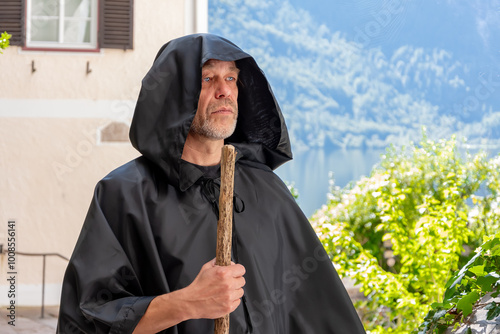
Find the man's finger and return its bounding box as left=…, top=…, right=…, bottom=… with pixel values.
left=229, top=263, right=246, bottom=277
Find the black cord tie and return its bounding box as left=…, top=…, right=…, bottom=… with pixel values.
left=233, top=192, right=245, bottom=213
left=199, top=177, right=246, bottom=217
left=200, top=177, right=220, bottom=217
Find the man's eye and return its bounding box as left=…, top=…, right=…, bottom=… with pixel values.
left=202, top=77, right=211, bottom=82
left=227, top=77, right=236, bottom=81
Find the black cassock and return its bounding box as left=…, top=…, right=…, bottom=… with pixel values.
left=57, top=34, right=366, bottom=334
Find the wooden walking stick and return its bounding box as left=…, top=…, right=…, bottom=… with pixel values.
left=214, top=144, right=236, bottom=334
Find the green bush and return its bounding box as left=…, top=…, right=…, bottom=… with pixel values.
left=1, top=31, right=11, bottom=53
left=311, top=134, right=500, bottom=333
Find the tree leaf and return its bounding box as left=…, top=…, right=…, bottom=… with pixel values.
left=456, top=291, right=480, bottom=318
left=468, top=265, right=485, bottom=276
left=432, top=308, right=448, bottom=321
left=445, top=251, right=483, bottom=291
left=476, top=274, right=499, bottom=292
left=485, top=302, right=500, bottom=320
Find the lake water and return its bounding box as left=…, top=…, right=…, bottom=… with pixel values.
left=275, top=148, right=386, bottom=217
left=276, top=146, right=500, bottom=218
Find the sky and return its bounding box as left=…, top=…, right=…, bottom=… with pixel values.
left=209, top=0, right=500, bottom=215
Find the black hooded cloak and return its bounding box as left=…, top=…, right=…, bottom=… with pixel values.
left=57, top=34, right=366, bottom=334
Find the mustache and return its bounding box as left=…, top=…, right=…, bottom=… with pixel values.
left=208, top=100, right=238, bottom=113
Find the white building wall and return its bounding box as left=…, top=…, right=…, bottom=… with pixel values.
left=0, top=0, right=208, bottom=306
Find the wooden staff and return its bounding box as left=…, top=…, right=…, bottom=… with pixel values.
left=214, top=144, right=236, bottom=334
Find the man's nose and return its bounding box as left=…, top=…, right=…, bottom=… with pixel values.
left=215, top=80, right=231, bottom=99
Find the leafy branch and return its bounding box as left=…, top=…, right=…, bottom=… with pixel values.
left=1, top=31, right=11, bottom=53
left=417, top=233, right=500, bottom=333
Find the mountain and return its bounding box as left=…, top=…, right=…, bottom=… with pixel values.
left=209, top=0, right=500, bottom=151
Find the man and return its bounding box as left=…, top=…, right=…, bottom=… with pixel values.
left=57, top=34, right=366, bottom=334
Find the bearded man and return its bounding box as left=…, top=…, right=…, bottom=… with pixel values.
left=57, top=34, right=366, bottom=334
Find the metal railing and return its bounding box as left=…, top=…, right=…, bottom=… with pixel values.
left=2, top=249, right=69, bottom=318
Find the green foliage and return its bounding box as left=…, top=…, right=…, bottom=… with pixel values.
left=0, top=31, right=11, bottom=53
left=285, top=181, right=300, bottom=200
left=417, top=233, right=500, bottom=333
left=311, top=134, right=500, bottom=333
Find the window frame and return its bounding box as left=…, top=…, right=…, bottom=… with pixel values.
left=25, top=0, right=99, bottom=51
left=0, top=0, right=134, bottom=51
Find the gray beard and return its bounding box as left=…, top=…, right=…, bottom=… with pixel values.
left=189, top=117, right=237, bottom=140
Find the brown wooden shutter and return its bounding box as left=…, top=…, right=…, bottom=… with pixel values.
left=0, top=0, right=25, bottom=46
left=99, top=0, right=134, bottom=50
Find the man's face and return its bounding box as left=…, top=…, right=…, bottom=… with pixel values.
left=190, top=59, right=239, bottom=140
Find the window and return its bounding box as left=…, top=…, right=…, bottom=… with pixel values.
left=27, top=0, right=98, bottom=49
left=0, top=0, right=134, bottom=50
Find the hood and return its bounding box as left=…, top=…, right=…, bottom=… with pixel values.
left=129, top=33, right=292, bottom=188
